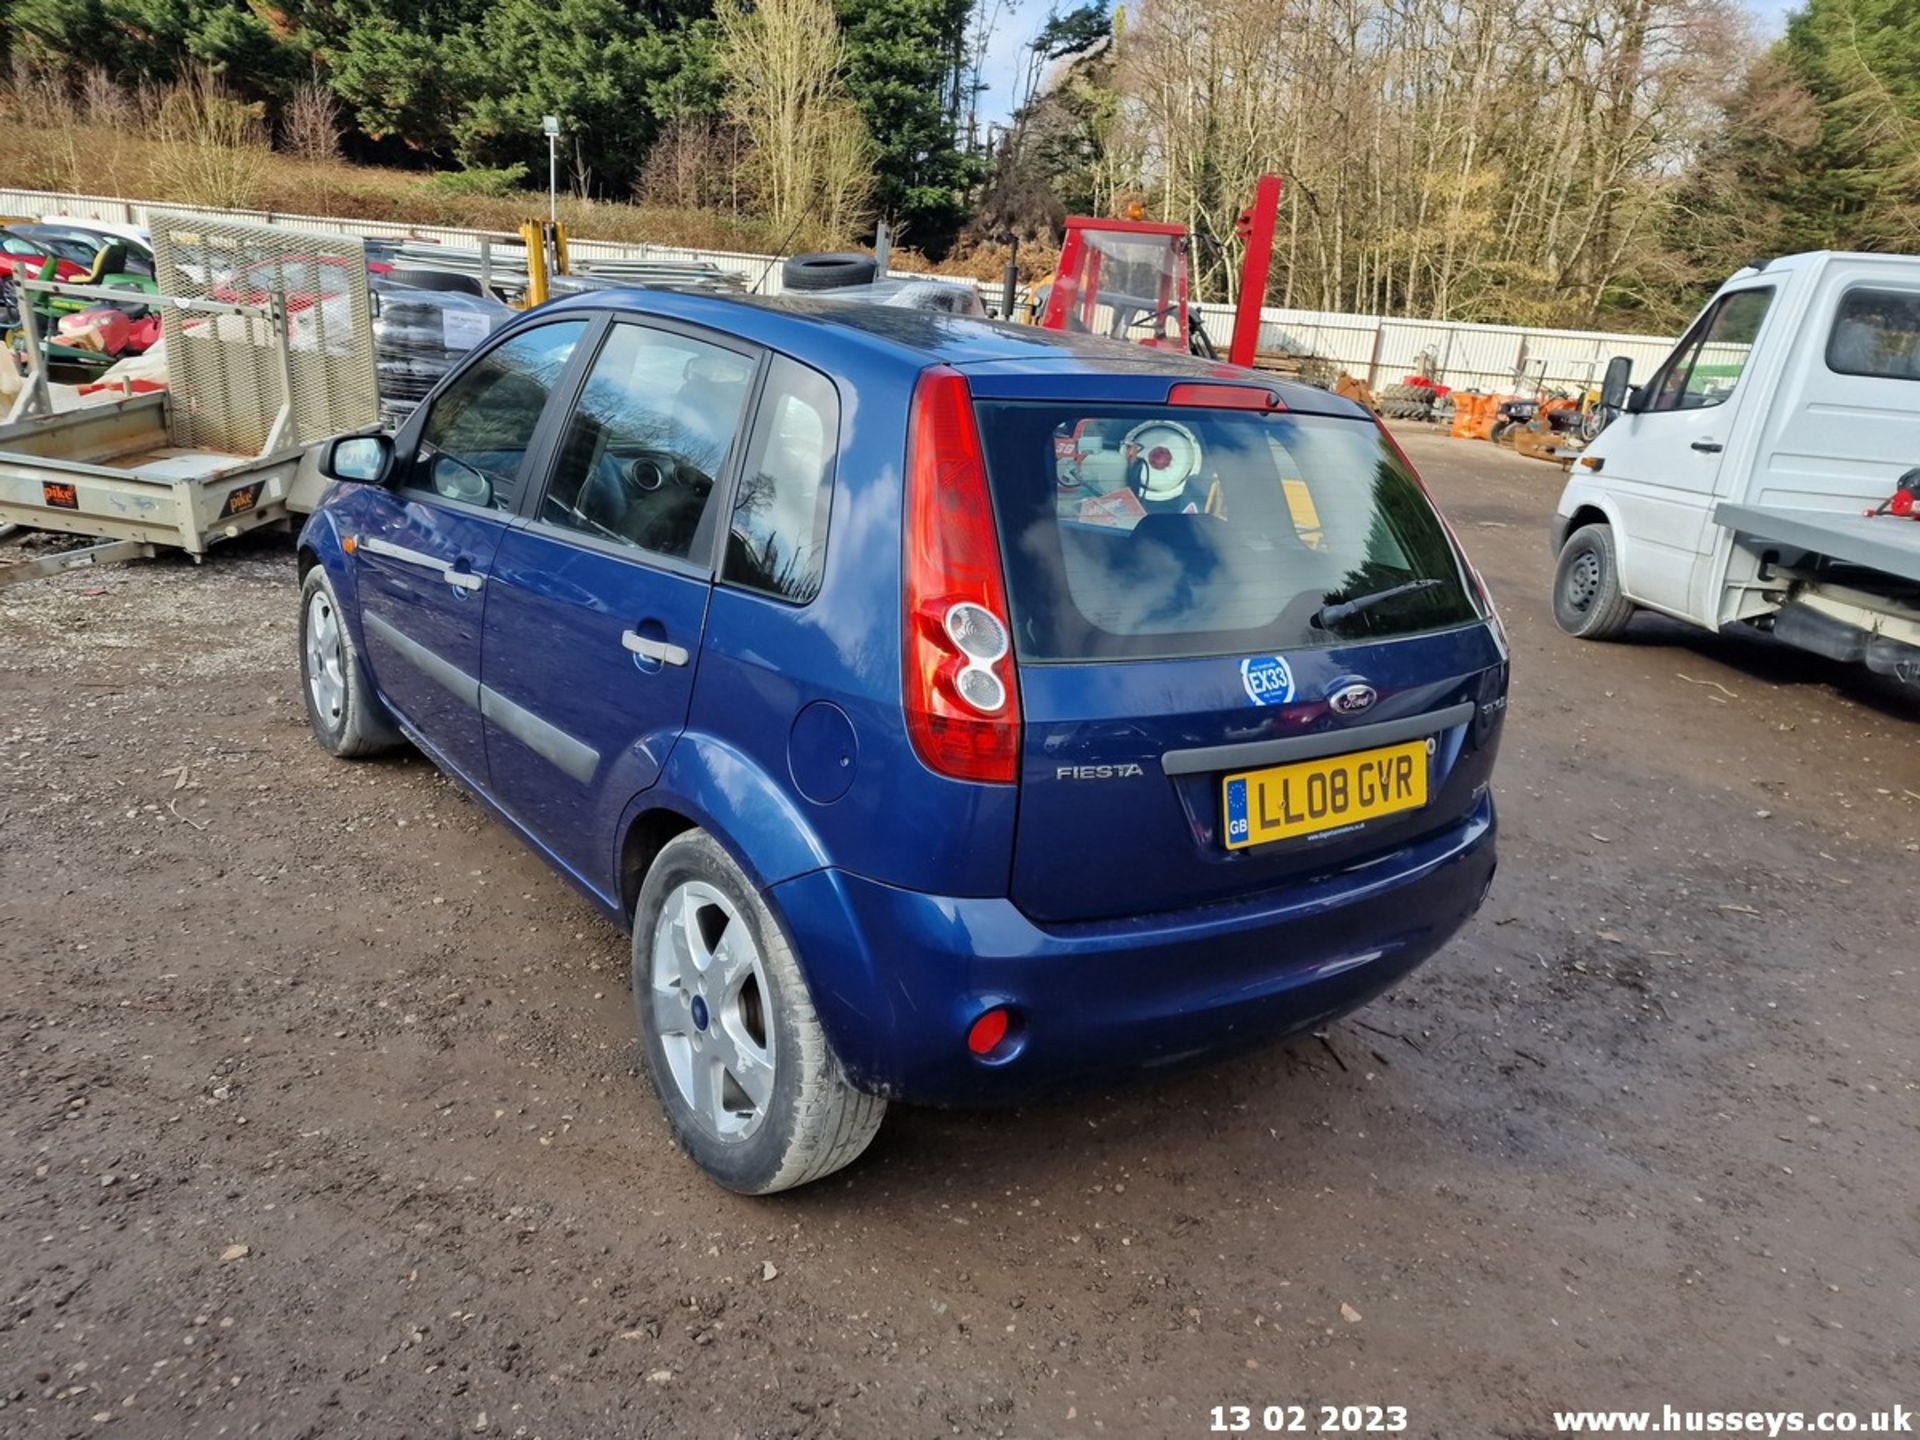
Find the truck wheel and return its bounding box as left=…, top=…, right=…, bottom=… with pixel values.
left=1553, top=523, right=1636, bottom=640
left=633, top=830, right=885, bottom=1194
left=299, top=565, right=403, bottom=757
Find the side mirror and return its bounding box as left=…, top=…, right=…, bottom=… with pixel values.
left=428, top=453, right=493, bottom=508
left=1600, top=355, right=1634, bottom=414
left=322, top=434, right=393, bottom=485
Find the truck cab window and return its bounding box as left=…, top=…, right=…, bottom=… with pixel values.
left=1645, top=287, right=1773, bottom=413
left=1826, top=287, right=1920, bottom=381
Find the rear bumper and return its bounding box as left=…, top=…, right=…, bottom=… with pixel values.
left=770, top=793, right=1496, bottom=1105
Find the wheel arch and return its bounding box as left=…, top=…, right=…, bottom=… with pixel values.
left=612, top=730, right=833, bottom=923
left=617, top=806, right=700, bottom=920
left=1552, top=498, right=1643, bottom=602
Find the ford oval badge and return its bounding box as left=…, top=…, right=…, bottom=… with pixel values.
left=1328, top=681, right=1377, bottom=716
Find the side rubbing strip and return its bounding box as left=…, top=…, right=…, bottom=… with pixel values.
left=478, top=686, right=600, bottom=784
left=1160, top=702, right=1478, bottom=776
left=362, top=611, right=480, bottom=712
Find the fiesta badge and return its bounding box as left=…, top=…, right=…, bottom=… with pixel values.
left=1239, top=655, right=1295, bottom=707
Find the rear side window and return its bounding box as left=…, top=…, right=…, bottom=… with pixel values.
left=723, top=356, right=839, bottom=603
left=541, top=321, right=756, bottom=562
left=978, top=404, right=1481, bottom=661
left=1827, top=287, right=1920, bottom=380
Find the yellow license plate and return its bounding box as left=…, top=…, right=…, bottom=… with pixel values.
left=1222, top=739, right=1429, bottom=850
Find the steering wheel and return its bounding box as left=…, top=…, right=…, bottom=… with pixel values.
left=607, top=444, right=707, bottom=494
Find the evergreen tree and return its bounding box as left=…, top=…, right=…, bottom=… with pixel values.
left=834, top=0, right=979, bottom=250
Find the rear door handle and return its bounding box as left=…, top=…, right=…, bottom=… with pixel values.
left=1691, top=440, right=1723, bottom=454
left=622, top=630, right=690, bottom=667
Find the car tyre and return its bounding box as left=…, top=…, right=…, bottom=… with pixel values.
left=633, top=830, right=885, bottom=1194
left=781, top=252, right=878, bottom=292
left=299, top=564, right=403, bottom=757
left=1553, top=523, right=1636, bottom=640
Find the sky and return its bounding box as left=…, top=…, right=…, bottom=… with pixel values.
left=971, top=0, right=1799, bottom=130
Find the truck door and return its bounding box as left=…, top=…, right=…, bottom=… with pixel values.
left=1598, top=285, right=1777, bottom=618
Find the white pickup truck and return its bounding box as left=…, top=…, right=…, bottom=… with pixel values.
left=1550, top=251, right=1920, bottom=687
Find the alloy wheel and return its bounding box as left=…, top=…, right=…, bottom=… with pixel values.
left=649, top=881, right=775, bottom=1142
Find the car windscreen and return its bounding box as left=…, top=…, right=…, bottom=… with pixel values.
left=977, top=402, right=1482, bottom=662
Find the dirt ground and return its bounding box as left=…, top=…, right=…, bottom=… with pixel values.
left=2, top=427, right=1916, bottom=1440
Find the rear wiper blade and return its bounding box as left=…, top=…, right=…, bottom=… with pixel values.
left=1311, top=578, right=1442, bottom=629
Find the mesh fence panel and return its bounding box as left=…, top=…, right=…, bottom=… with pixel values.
left=148, top=211, right=378, bottom=453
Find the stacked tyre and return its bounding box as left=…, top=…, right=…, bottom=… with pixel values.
left=1378, top=382, right=1436, bottom=422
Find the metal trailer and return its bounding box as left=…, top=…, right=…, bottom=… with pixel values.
left=0, top=211, right=378, bottom=586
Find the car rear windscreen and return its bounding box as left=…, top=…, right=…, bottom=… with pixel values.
left=977, top=403, right=1482, bottom=662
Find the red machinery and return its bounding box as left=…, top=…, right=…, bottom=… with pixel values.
left=1036, top=174, right=1283, bottom=369
left=1865, top=467, right=1920, bottom=520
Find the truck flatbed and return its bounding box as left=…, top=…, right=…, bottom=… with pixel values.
left=1713, top=501, right=1920, bottom=585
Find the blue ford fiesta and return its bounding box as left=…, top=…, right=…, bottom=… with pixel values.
left=296, top=290, right=1506, bottom=1193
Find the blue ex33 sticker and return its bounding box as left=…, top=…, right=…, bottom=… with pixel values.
left=1240, top=655, right=1295, bottom=706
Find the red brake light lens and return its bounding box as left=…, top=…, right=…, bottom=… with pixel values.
left=1167, top=381, right=1285, bottom=411
left=903, top=366, right=1021, bottom=784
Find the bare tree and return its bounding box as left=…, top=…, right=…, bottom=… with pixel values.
left=281, top=74, right=343, bottom=164
left=718, top=0, right=877, bottom=246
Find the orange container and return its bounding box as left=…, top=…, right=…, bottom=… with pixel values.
left=1449, top=392, right=1502, bottom=441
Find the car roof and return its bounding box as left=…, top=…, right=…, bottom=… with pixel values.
left=541, top=286, right=1365, bottom=415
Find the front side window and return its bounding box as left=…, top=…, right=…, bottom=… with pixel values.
left=979, top=404, right=1482, bottom=661
left=540, top=322, right=757, bottom=562
left=413, top=320, right=587, bottom=511
left=1645, top=288, right=1773, bottom=413
left=723, top=356, right=839, bottom=602
left=1826, top=287, right=1920, bottom=381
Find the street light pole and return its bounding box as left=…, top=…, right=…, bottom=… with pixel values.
left=542, top=115, right=560, bottom=224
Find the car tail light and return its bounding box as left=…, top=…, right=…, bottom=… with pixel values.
left=903, top=366, right=1021, bottom=784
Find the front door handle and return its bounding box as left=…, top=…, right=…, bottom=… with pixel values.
left=1691, top=439, right=1724, bottom=454
left=622, top=630, right=690, bottom=667
left=360, top=535, right=485, bottom=590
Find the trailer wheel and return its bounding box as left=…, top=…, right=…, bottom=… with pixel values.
left=1553, top=523, right=1636, bottom=640
left=299, top=565, right=403, bottom=758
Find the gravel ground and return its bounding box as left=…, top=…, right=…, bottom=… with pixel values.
left=1, top=427, right=1915, bottom=1439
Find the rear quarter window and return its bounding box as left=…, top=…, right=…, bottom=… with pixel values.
left=979, top=403, right=1482, bottom=662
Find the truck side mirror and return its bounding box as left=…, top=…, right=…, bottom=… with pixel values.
left=1601, top=355, right=1635, bottom=414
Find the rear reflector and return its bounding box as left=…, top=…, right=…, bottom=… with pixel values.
left=967, top=1007, right=1011, bottom=1056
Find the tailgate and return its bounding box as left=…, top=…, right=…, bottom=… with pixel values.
left=1012, top=631, right=1504, bottom=923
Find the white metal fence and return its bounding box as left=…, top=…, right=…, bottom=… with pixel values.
left=3, top=185, right=1683, bottom=397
